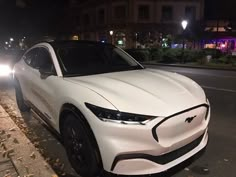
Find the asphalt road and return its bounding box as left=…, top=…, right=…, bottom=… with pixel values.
left=0, top=66, right=235, bottom=177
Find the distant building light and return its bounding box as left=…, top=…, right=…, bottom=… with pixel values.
left=5, top=42, right=8, bottom=45
left=101, top=40, right=105, bottom=43
left=221, top=43, right=226, bottom=48
left=118, top=40, right=123, bottom=45
left=72, top=35, right=79, bottom=40
left=10, top=38, right=14, bottom=42
left=171, top=44, right=180, bottom=48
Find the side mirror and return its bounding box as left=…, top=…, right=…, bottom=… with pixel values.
left=39, top=67, right=53, bottom=79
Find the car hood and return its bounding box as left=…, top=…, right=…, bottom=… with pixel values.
left=65, top=69, right=206, bottom=116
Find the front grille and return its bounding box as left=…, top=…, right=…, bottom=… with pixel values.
left=152, top=134, right=204, bottom=164
left=152, top=104, right=209, bottom=142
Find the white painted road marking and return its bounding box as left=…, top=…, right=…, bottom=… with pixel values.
left=165, top=70, right=236, bottom=79
left=202, top=85, right=236, bottom=93
left=152, top=66, right=236, bottom=79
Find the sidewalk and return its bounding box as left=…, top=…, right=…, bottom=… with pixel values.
left=0, top=151, right=18, bottom=177
left=0, top=105, right=57, bottom=177
left=142, top=62, right=236, bottom=71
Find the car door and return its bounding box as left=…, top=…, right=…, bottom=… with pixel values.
left=30, top=47, right=59, bottom=127
left=18, top=48, right=39, bottom=101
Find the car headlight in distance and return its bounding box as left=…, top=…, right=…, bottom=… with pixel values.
left=0, top=65, right=12, bottom=77
left=85, top=103, right=157, bottom=124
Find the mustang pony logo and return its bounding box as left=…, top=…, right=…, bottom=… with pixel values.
left=185, top=115, right=197, bottom=123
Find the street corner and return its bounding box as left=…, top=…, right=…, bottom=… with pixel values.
left=0, top=105, right=58, bottom=177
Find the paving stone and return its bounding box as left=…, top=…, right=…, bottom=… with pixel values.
left=0, top=104, right=56, bottom=177
left=0, top=156, right=18, bottom=177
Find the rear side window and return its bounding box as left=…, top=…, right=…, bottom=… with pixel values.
left=23, top=48, right=39, bottom=67
left=35, top=48, right=56, bottom=74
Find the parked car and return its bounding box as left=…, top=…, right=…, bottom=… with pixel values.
left=14, top=41, right=210, bottom=177
left=0, top=53, right=16, bottom=83
left=0, top=50, right=24, bottom=79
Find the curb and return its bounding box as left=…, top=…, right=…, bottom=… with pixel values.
left=142, top=63, right=236, bottom=72
left=0, top=105, right=57, bottom=177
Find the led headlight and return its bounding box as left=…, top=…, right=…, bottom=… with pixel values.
left=85, top=103, right=157, bottom=123
left=0, top=65, right=12, bottom=77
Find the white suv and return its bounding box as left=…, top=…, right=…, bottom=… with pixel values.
left=14, top=41, right=210, bottom=177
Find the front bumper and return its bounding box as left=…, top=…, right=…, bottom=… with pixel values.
left=111, top=130, right=208, bottom=175
left=85, top=103, right=210, bottom=175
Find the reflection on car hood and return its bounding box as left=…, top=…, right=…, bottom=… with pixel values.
left=65, top=68, right=206, bottom=116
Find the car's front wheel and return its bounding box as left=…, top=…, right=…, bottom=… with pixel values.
left=62, top=113, right=102, bottom=177
left=14, top=79, right=30, bottom=112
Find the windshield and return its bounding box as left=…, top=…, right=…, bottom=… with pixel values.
left=55, top=43, right=143, bottom=77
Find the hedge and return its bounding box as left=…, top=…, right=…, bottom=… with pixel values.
left=125, top=49, right=150, bottom=62
left=126, top=48, right=225, bottom=64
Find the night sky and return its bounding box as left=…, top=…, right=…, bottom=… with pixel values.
left=0, top=0, right=68, bottom=41
left=205, top=0, right=236, bottom=20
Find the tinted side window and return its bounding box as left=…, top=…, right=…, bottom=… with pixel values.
left=36, top=48, right=55, bottom=73
left=23, top=48, right=39, bottom=67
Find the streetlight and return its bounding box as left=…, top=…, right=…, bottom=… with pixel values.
left=135, top=33, right=138, bottom=48
left=181, top=20, right=188, bottom=30
left=181, top=20, right=188, bottom=63
left=10, top=38, right=14, bottom=42
left=109, top=30, right=114, bottom=36
left=109, top=30, right=114, bottom=44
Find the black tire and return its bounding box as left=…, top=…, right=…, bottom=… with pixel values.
left=62, top=113, right=102, bottom=177
left=14, top=79, right=30, bottom=112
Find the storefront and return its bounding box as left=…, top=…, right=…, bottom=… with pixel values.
left=204, top=37, right=236, bottom=52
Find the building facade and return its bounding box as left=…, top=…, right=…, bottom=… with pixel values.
left=203, top=20, right=236, bottom=52
left=70, top=0, right=204, bottom=48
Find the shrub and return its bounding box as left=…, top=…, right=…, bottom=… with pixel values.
left=161, top=48, right=182, bottom=63
left=184, top=50, right=205, bottom=63
left=216, top=55, right=236, bottom=65
left=202, top=48, right=223, bottom=59
left=125, top=49, right=150, bottom=62
left=149, top=48, right=163, bottom=62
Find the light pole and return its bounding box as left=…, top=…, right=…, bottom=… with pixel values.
left=181, top=20, right=188, bottom=63
left=109, top=30, right=114, bottom=45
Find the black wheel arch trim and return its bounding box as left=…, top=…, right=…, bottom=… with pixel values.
left=14, top=77, right=22, bottom=89
left=59, top=103, right=104, bottom=169
left=59, top=103, right=91, bottom=135
left=152, top=104, right=209, bottom=142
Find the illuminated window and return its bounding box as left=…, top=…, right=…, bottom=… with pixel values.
left=72, top=35, right=79, bottom=40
